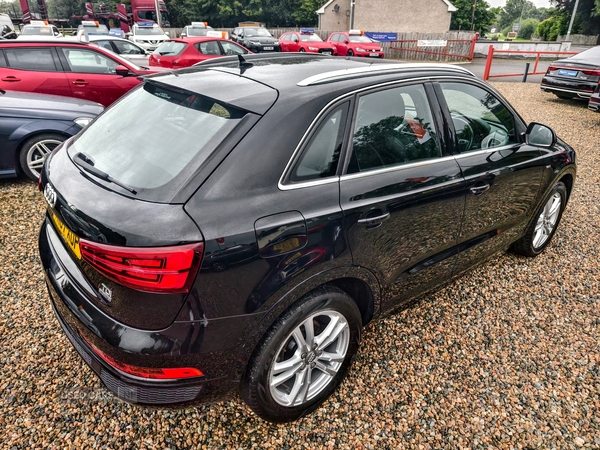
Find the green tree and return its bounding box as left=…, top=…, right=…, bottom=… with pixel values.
left=0, top=0, right=22, bottom=17
left=498, top=0, right=535, bottom=30
left=517, top=17, right=539, bottom=38
left=450, top=0, right=496, bottom=32
left=291, top=0, right=322, bottom=25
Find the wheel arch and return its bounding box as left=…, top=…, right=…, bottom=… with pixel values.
left=14, top=128, right=73, bottom=176
left=230, top=266, right=381, bottom=381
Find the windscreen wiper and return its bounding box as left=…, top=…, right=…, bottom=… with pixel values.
left=73, top=152, right=137, bottom=194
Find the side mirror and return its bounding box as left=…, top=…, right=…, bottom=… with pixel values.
left=293, top=37, right=299, bottom=43
left=115, top=65, right=131, bottom=76
left=344, top=40, right=349, bottom=44
left=526, top=122, right=556, bottom=147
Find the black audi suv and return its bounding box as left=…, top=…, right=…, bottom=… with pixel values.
left=39, top=54, right=576, bottom=423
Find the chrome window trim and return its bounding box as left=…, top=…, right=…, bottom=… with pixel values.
left=453, top=143, right=518, bottom=159
left=340, top=155, right=458, bottom=181
left=278, top=74, right=510, bottom=191
left=297, top=64, right=475, bottom=87
left=278, top=93, right=353, bottom=191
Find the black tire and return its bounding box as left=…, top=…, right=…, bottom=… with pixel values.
left=512, top=181, right=567, bottom=257
left=240, top=286, right=362, bottom=423
left=19, top=133, right=65, bottom=181
left=299, top=48, right=305, bottom=52
left=347, top=50, right=354, bottom=57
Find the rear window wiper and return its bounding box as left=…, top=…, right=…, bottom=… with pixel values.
left=73, top=152, right=137, bottom=194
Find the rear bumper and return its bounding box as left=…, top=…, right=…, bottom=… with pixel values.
left=39, top=219, right=260, bottom=406
left=540, top=77, right=595, bottom=98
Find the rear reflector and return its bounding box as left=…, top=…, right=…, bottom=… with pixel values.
left=85, top=339, right=204, bottom=379
left=79, top=240, right=204, bottom=293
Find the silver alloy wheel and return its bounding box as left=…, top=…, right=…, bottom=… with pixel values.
left=533, top=192, right=562, bottom=249
left=26, top=138, right=62, bottom=179
left=268, top=310, right=350, bottom=407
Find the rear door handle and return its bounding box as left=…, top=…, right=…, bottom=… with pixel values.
left=470, top=183, right=490, bottom=196
left=1, top=76, right=20, bottom=82
left=358, top=212, right=390, bottom=225
left=72, top=80, right=89, bottom=86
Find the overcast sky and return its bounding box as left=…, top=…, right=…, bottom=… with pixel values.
left=485, top=0, right=553, bottom=7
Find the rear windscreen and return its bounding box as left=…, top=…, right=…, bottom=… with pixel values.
left=154, top=41, right=187, bottom=56
left=68, top=82, right=247, bottom=196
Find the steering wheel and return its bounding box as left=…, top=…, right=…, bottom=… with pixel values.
left=481, top=129, right=509, bottom=149
left=451, top=113, right=474, bottom=152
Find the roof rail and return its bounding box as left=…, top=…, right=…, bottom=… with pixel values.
left=297, top=63, right=475, bottom=87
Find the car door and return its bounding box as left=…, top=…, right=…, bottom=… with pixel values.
left=434, top=80, right=544, bottom=274
left=0, top=47, right=71, bottom=97
left=340, top=83, right=465, bottom=312
left=279, top=34, right=291, bottom=52
left=57, top=46, right=141, bottom=107
left=336, top=34, right=350, bottom=56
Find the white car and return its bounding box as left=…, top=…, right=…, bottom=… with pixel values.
left=17, top=21, right=63, bottom=40
left=88, top=35, right=150, bottom=66
left=127, top=22, right=169, bottom=51
left=180, top=22, right=214, bottom=38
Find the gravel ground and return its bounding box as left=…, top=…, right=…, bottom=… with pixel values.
left=0, top=83, right=599, bottom=449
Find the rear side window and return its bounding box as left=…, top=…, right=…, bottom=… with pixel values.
left=0, top=51, right=6, bottom=67
left=5, top=48, right=57, bottom=71
left=289, top=103, right=348, bottom=183
left=348, top=84, right=441, bottom=173
left=154, top=41, right=186, bottom=56
left=68, top=82, right=247, bottom=193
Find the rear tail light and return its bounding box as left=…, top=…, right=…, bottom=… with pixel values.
left=85, top=338, right=203, bottom=379
left=581, top=69, right=600, bottom=77
left=79, top=240, right=204, bottom=293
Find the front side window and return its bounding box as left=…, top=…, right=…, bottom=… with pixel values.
left=5, top=48, right=56, bottom=71
left=220, top=41, right=247, bottom=56
left=348, top=84, right=441, bottom=173
left=289, top=103, right=348, bottom=183
left=440, top=82, right=517, bottom=152
left=197, top=41, right=221, bottom=55
left=60, top=48, right=118, bottom=74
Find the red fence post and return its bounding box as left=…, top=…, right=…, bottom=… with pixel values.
left=468, top=34, right=478, bottom=62
left=483, top=45, right=494, bottom=81
left=533, top=52, right=541, bottom=74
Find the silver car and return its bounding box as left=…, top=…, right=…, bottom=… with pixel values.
left=88, top=35, right=150, bottom=66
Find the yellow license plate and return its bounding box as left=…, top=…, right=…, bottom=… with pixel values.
left=51, top=212, right=81, bottom=259
left=273, top=237, right=300, bottom=254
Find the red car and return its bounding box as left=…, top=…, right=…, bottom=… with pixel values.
left=0, top=40, right=159, bottom=107
left=149, top=37, right=250, bottom=69
left=278, top=29, right=336, bottom=55
left=327, top=30, right=384, bottom=58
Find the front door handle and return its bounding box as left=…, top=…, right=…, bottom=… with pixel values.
left=470, top=183, right=490, bottom=196
left=72, top=80, right=89, bottom=86
left=1, top=76, right=20, bottom=82
left=358, top=212, right=390, bottom=225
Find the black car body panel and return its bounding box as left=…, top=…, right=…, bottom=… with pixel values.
left=39, top=55, right=577, bottom=407
left=0, top=90, right=102, bottom=178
